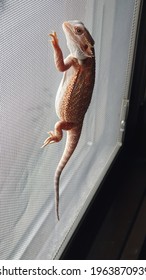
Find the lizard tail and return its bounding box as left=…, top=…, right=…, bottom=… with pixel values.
left=54, top=124, right=82, bottom=220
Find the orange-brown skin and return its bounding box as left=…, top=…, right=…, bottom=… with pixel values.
left=42, top=21, right=95, bottom=220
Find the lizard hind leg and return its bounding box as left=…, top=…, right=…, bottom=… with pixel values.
left=41, top=120, right=74, bottom=148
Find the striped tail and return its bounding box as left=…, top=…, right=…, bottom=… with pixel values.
left=54, top=124, right=82, bottom=220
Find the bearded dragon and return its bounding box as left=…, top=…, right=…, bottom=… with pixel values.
left=42, top=20, right=95, bottom=220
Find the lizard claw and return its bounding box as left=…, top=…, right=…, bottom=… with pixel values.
left=41, top=131, right=56, bottom=148
left=49, top=31, right=59, bottom=47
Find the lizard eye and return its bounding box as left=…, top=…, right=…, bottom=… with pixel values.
left=74, top=27, right=83, bottom=35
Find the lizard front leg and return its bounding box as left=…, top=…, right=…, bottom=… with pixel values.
left=49, top=31, right=74, bottom=72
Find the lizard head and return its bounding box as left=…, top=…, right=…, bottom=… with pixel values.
left=62, top=20, right=94, bottom=60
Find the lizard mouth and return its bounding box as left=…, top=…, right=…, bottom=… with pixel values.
left=62, top=21, right=80, bottom=45
left=62, top=21, right=72, bottom=33
left=62, top=21, right=78, bottom=45
left=62, top=21, right=94, bottom=59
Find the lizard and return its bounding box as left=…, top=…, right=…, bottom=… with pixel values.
left=42, top=20, right=95, bottom=220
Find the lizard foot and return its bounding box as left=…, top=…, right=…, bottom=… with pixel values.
left=49, top=32, right=59, bottom=48
left=41, top=131, right=58, bottom=148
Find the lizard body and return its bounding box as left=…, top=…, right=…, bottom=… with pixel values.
left=42, top=21, right=95, bottom=220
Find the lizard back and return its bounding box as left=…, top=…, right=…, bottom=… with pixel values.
left=55, top=56, right=95, bottom=124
